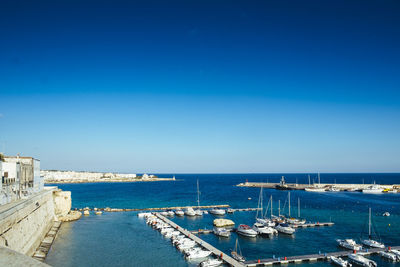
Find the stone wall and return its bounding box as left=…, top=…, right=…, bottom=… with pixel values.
left=52, top=190, right=71, bottom=218
left=0, top=188, right=71, bottom=256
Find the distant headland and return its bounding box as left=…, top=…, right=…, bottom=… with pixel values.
left=42, top=170, right=176, bottom=184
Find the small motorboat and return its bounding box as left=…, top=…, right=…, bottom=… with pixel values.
left=275, top=223, right=295, bottom=235
left=167, top=210, right=175, bottom=216
left=330, top=256, right=352, bottom=267
left=227, top=208, right=234, bottom=213
left=304, top=187, right=326, bottom=192
left=236, top=224, right=257, bottom=237
left=286, top=217, right=306, bottom=225
left=199, top=258, right=223, bottom=267
left=383, top=212, right=390, bottom=217
left=329, top=187, right=340, bottom=192
left=336, top=239, right=362, bottom=251
left=379, top=251, right=398, bottom=261
left=348, top=254, right=377, bottom=267
left=185, top=207, right=196, bottom=216
left=186, top=249, right=212, bottom=260
left=252, top=222, right=277, bottom=236
left=160, top=211, right=169, bottom=216
left=362, top=239, right=384, bottom=248
left=175, top=209, right=184, bottom=216
left=362, top=185, right=383, bottom=194
left=231, top=238, right=245, bottom=262
left=213, top=227, right=230, bottom=238
left=195, top=209, right=203, bottom=216
left=209, top=208, right=226, bottom=215
left=390, top=249, right=400, bottom=259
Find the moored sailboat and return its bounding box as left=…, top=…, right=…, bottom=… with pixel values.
left=361, top=208, right=385, bottom=248
left=231, top=238, right=245, bottom=262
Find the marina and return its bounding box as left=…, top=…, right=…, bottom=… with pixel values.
left=44, top=174, right=400, bottom=267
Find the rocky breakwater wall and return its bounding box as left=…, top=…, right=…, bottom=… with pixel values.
left=0, top=187, right=79, bottom=257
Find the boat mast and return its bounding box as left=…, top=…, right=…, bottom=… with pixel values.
left=368, top=207, right=371, bottom=239
left=197, top=179, right=200, bottom=208
left=298, top=198, right=300, bottom=218
left=256, top=186, right=263, bottom=219
left=288, top=192, right=291, bottom=217
left=318, top=173, right=321, bottom=185
left=278, top=200, right=281, bottom=217
left=270, top=196, right=273, bottom=218
left=308, top=174, right=311, bottom=186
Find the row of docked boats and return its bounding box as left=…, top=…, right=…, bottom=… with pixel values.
left=140, top=212, right=223, bottom=266
left=330, top=250, right=400, bottom=267
left=159, top=207, right=223, bottom=217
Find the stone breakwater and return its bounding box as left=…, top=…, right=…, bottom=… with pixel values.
left=237, top=182, right=400, bottom=192
left=76, top=204, right=230, bottom=213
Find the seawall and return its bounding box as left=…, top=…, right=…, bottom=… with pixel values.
left=0, top=188, right=72, bottom=257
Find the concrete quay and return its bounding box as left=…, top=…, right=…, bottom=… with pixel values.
left=155, top=213, right=244, bottom=267
left=245, top=246, right=400, bottom=266
left=237, top=182, right=400, bottom=192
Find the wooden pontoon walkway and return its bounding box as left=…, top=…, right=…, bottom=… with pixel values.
left=291, top=222, right=334, bottom=228
left=155, top=213, right=244, bottom=267
left=245, top=246, right=400, bottom=266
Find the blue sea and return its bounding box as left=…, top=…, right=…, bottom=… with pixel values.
left=45, top=173, right=400, bottom=267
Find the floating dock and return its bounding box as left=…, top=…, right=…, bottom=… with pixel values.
left=245, top=246, right=400, bottom=266
left=155, top=213, right=244, bottom=267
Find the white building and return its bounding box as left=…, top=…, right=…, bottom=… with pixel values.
left=0, top=155, right=43, bottom=205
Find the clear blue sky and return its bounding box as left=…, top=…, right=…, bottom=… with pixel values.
left=1, top=0, right=399, bottom=173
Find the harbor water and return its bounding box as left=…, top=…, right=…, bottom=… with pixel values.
left=45, top=173, right=400, bottom=267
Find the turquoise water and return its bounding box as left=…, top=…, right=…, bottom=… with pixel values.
left=45, top=174, right=400, bottom=267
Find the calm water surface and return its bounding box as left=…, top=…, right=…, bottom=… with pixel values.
left=45, top=174, right=400, bottom=267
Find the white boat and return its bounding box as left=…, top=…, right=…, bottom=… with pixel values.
left=362, top=239, right=384, bottom=248
left=286, top=217, right=306, bottom=225
left=236, top=224, right=257, bottom=237
left=275, top=223, right=295, bottom=235
left=383, top=212, right=390, bottom=217
left=305, top=187, right=326, bottom=192
left=231, top=238, right=245, bottom=262
left=167, top=210, right=175, bottom=216
left=379, top=251, right=398, bottom=261
left=209, top=208, right=226, bottom=215
left=186, top=249, right=212, bottom=260
left=227, top=208, right=234, bottom=213
left=252, top=222, right=277, bottom=236
left=185, top=207, right=196, bottom=216
left=213, top=227, right=230, bottom=237
left=336, top=239, right=362, bottom=251
left=329, top=187, right=340, bottom=192
left=348, top=254, right=377, bottom=267
left=175, top=209, right=184, bottom=216
left=390, top=249, right=400, bottom=261
left=195, top=209, right=203, bottom=216
left=362, top=208, right=385, bottom=248
left=362, top=184, right=383, bottom=194
left=200, top=258, right=223, bottom=267
left=160, top=211, right=169, bottom=216
left=330, top=256, right=352, bottom=267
